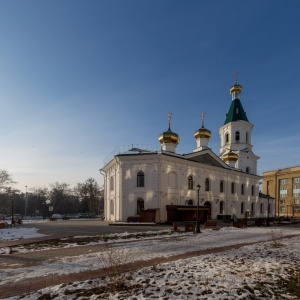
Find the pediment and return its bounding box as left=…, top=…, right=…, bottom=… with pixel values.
left=185, top=150, right=228, bottom=168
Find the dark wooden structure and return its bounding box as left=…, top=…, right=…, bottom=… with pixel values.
left=166, top=205, right=210, bottom=222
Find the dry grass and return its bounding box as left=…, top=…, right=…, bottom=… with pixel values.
left=270, top=230, right=284, bottom=248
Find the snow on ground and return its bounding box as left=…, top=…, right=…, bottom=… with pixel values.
left=1, top=225, right=300, bottom=299
left=0, top=227, right=46, bottom=241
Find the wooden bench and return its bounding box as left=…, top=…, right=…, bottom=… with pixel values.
left=204, top=221, right=219, bottom=230
left=173, top=222, right=196, bottom=232
left=233, top=219, right=247, bottom=228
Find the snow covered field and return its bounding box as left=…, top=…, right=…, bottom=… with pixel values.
left=1, top=225, right=300, bottom=299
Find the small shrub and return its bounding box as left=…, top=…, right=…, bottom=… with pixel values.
left=270, top=230, right=284, bottom=247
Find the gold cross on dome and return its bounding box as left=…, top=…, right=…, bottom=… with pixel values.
left=201, top=112, right=205, bottom=127
left=234, top=71, right=239, bottom=84
left=167, top=111, right=172, bottom=128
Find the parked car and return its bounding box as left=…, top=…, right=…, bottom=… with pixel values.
left=78, top=213, right=89, bottom=218
left=51, top=214, right=63, bottom=219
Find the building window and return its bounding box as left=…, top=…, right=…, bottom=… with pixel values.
left=110, top=176, right=114, bottom=191
left=251, top=185, right=255, bottom=196
left=186, top=199, right=194, bottom=205
left=241, top=184, right=245, bottom=195
left=280, top=186, right=287, bottom=198
left=231, top=182, right=235, bottom=194
left=137, top=171, right=145, bottom=187
left=260, top=203, right=264, bottom=214
left=280, top=206, right=285, bottom=213
left=225, top=133, right=229, bottom=143
left=235, top=131, right=240, bottom=143
left=220, top=181, right=224, bottom=193
left=188, top=175, right=194, bottom=190
left=137, top=198, right=144, bottom=215
left=220, top=201, right=224, bottom=214
left=205, top=178, right=210, bottom=191
left=110, top=199, right=114, bottom=215
left=293, top=177, right=300, bottom=183
left=293, top=185, right=300, bottom=197
left=246, top=167, right=250, bottom=174
left=280, top=179, right=288, bottom=185
left=246, top=132, right=249, bottom=143
left=241, top=202, right=245, bottom=214
left=251, top=202, right=255, bottom=216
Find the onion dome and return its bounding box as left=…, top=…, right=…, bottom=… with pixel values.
left=158, top=112, right=179, bottom=151
left=158, top=128, right=179, bottom=145
left=229, top=83, right=243, bottom=95
left=223, top=150, right=238, bottom=163
left=194, top=126, right=211, bottom=139
left=194, top=112, right=211, bottom=140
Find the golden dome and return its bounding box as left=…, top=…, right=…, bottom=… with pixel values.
left=194, top=126, right=211, bottom=139
left=223, top=150, right=238, bottom=162
left=159, top=111, right=180, bottom=145
left=159, top=128, right=180, bottom=145
left=230, top=84, right=243, bottom=95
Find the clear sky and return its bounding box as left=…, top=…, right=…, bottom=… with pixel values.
left=1, top=0, right=300, bottom=193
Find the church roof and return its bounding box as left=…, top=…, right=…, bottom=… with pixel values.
left=224, top=98, right=248, bottom=125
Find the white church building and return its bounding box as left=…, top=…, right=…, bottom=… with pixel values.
left=100, top=80, right=272, bottom=223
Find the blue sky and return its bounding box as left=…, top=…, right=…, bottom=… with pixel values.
left=1, top=1, right=300, bottom=192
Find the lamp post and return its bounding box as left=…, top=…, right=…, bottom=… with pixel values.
left=267, top=194, right=270, bottom=227
left=25, top=185, right=27, bottom=220
left=196, top=184, right=201, bottom=233
left=11, top=195, right=14, bottom=226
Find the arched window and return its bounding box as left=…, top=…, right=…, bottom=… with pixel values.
left=235, top=131, right=240, bottom=143
left=110, top=199, right=114, bottom=215
left=137, top=198, right=144, bottom=215
left=246, top=132, right=249, bottom=143
left=251, top=185, right=255, bottom=196
left=188, top=175, right=194, bottom=190
left=110, top=176, right=114, bottom=191
left=241, top=184, right=245, bottom=195
left=225, top=133, right=229, bottom=144
left=231, top=182, right=235, bottom=194
left=220, top=201, right=224, bottom=214
left=251, top=202, right=255, bottom=217
left=220, top=180, right=224, bottom=193
left=137, top=171, right=145, bottom=187
left=246, top=167, right=250, bottom=174
left=186, top=199, right=194, bottom=205
left=241, top=202, right=245, bottom=214
left=260, top=203, right=264, bottom=214
left=205, top=178, right=210, bottom=191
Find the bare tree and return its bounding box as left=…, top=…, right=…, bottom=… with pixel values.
left=0, top=170, right=16, bottom=192
left=0, top=170, right=16, bottom=214
left=75, top=178, right=102, bottom=215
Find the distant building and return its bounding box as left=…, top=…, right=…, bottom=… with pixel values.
left=262, top=166, right=300, bottom=218
left=101, top=79, right=273, bottom=222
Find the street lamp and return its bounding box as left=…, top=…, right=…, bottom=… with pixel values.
left=25, top=185, right=27, bottom=220
left=11, top=195, right=14, bottom=227
left=267, top=194, right=270, bottom=227
left=196, top=184, right=201, bottom=233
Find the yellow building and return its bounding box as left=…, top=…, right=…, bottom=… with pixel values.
left=262, top=166, right=300, bottom=218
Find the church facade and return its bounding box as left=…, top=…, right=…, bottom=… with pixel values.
left=101, top=80, right=272, bottom=222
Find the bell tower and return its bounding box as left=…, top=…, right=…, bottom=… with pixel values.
left=219, top=74, right=259, bottom=174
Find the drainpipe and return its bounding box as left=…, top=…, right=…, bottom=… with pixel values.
left=100, top=169, right=106, bottom=220
left=274, top=169, right=281, bottom=217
